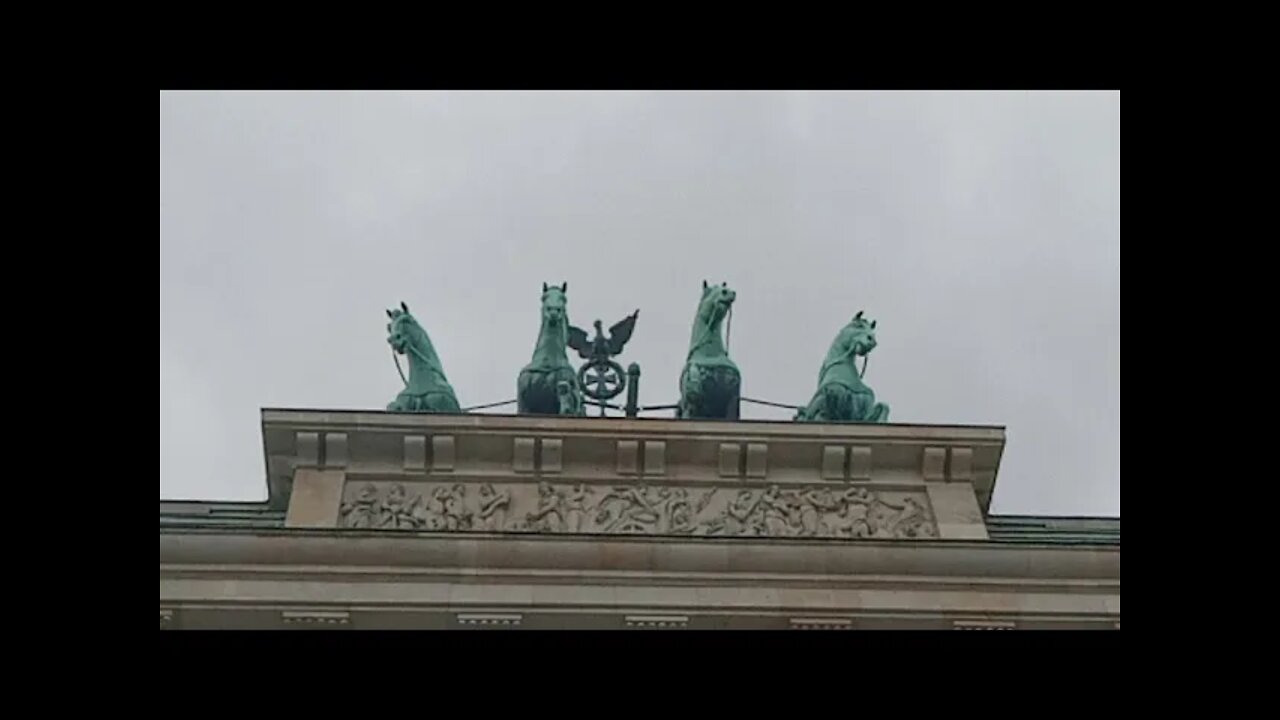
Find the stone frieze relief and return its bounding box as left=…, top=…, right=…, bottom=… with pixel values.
left=339, top=481, right=935, bottom=539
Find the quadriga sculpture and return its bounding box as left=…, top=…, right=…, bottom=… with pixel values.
left=517, top=282, right=586, bottom=416
left=794, top=311, right=890, bottom=423
left=677, top=281, right=741, bottom=420
left=385, top=302, right=462, bottom=413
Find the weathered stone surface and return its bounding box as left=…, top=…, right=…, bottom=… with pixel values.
left=926, top=483, right=989, bottom=540
left=285, top=469, right=345, bottom=529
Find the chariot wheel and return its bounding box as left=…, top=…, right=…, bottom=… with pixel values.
left=579, top=359, right=627, bottom=401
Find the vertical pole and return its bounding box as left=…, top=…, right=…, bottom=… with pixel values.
left=625, top=363, right=641, bottom=418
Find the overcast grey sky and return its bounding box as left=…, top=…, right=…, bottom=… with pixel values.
left=160, top=90, right=1119, bottom=517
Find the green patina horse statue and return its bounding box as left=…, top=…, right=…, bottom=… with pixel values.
left=677, top=281, right=741, bottom=420
left=385, top=302, right=462, bottom=413
left=517, top=282, right=586, bottom=416
left=794, top=311, right=890, bottom=423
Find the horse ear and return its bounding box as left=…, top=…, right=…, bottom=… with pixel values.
left=543, top=282, right=549, bottom=292
left=400, top=301, right=409, bottom=313
left=561, top=282, right=568, bottom=292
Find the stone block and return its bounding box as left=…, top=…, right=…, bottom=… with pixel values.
left=617, top=440, right=640, bottom=475
left=432, top=435, right=455, bottom=472
left=541, top=438, right=563, bottom=473
left=325, top=432, right=348, bottom=468
left=849, top=445, right=872, bottom=480
left=746, top=443, right=768, bottom=478
left=643, top=440, right=666, bottom=476
left=922, top=447, right=947, bottom=481
left=821, top=445, right=846, bottom=480
left=949, top=447, right=973, bottom=482
left=719, top=443, right=741, bottom=477
left=403, top=435, right=426, bottom=471
left=296, top=432, right=319, bottom=467
left=513, top=437, right=536, bottom=473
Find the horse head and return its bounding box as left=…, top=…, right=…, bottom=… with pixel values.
left=540, top=282, right=569, bottom=330
left=697, top=280, right=736, bottom=328
left=385, top=301, right=420, bottom=356
left=841, top=310, right=879, bottom=358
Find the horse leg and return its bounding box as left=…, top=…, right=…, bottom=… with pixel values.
left=678, top=365, right=703, bottom=419
left=869, top=402, right=891, bottom=423
left=517, top=370, right=535, bottom=414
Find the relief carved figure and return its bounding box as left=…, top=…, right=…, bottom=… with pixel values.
left=666, top=488, right=715, bottom=535
left=702, top=489, right=763, bottom=536
left=476, top=483, right=510, bottom=531
left=339, top=481, right=936, bottom=539
left=420, top=486, right=449, bottom=530
left=442, top=483, right=472, bottom=530
left=563, top=484, right=589, bottom=533
left=596, top=486, right=669, bottom=533
left=526, top=482, right=566, bottom=533
left=339, top=484, right=381, bottom=529
left=380, top=483, right=419, bottom=530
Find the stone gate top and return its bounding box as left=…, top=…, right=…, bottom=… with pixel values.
left=262, top=409, right=1005, bottom=542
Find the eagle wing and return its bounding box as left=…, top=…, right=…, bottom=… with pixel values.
left=566, top=325, right=592, bottom=359
left=607, top=310, right=639, bottom=355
